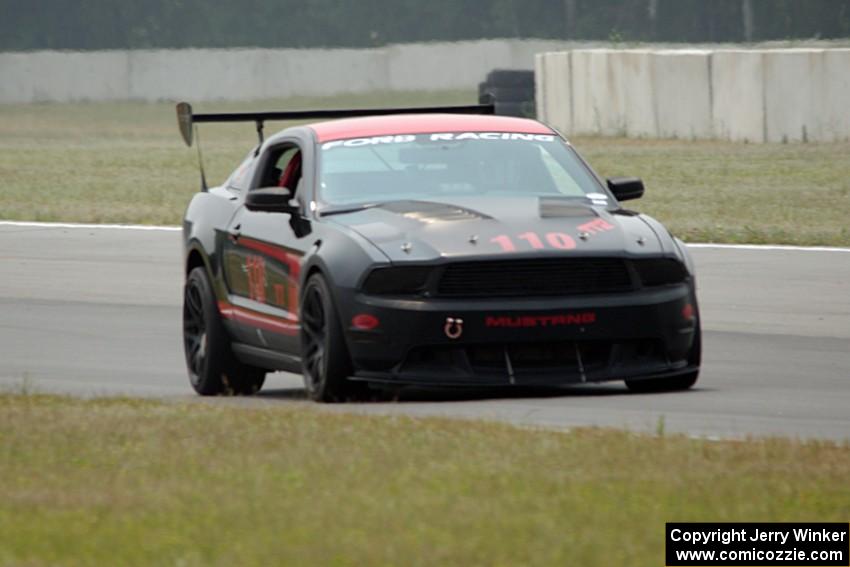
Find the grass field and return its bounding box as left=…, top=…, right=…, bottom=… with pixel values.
left=1, top=92, right=849, bottom=245
left=0, top=394, right=848, bottom=566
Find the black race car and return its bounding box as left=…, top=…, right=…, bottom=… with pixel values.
left=177, top=102, right=700, bottom=401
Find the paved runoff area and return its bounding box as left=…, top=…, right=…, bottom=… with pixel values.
left=1, top=222, right=848, bottom=441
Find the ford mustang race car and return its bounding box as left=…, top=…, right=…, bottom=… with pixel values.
left=177, top=102, right=700, bottom=401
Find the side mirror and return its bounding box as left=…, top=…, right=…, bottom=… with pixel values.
left=606, top=177, right=645, bottom=202
left=245, top=187, right=299, bottom=214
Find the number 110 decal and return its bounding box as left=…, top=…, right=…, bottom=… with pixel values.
left=490, top=232, right=576, bottom=252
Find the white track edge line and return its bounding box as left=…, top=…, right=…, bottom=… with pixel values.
left=685, top=242, right=850, bottom=253
left=0, top=220, right=180, bottom=231
left=2, top=220, right=850, bottom=252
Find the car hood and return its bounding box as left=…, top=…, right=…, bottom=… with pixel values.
left=325, top=197, right=667, bottom=263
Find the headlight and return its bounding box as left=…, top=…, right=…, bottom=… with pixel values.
left=633, top=258, right=689, bottom=287
left=361, top=266, right=433, bottom=295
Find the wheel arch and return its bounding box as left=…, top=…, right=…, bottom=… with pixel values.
left=305, top=264, right=324, bottom=281
left=299, top=258, right=330, bottom=298
left=186, top=246, right=206, bottom=275
left=673, top=236, right=697, bottom=278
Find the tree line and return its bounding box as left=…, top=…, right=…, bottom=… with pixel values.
left=1, top=0, right=848, bottom=51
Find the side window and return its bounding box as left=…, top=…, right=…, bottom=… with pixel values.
left=258, top=145, right=303, bottom=194
left=226, top=150, right=257, bottom=192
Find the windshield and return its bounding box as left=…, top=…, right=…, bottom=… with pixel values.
left=317, top=132, right=606, bottom=207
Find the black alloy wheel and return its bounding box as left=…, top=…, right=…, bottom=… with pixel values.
left=300, top=274, right=368, bottom=402
left=183, top=267, right=266, bottom=395
left=301, top=284, right=327, bottom=391
left=183, top=277, right=208, bottom=383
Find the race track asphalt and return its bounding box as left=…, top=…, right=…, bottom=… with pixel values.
left=1, top=223, right=848, bottom=441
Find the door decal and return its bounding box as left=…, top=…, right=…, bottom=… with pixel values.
left=245, top=254, right=267, bottom=303
left=223, top=236, right=301, bottom=316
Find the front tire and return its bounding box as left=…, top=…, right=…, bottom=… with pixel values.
left=625, top=370, right=698, bottom=393
left=183, top=267, right=266, bottom=396
left=625, top=326, right=701, bottom=393
left=300, top=273, right=367, bottom=402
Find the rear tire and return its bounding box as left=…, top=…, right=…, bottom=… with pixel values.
left=300, top=273, right=368, bottom=402
left=625, top=326, right=700, bottom=393
left=183, top=267, right=266, bottom=396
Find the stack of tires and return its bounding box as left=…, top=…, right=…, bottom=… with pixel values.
left=478, top=69, right=536, bottom=118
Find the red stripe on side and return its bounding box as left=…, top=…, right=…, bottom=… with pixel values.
left=218, top=301, right=299, bottom=336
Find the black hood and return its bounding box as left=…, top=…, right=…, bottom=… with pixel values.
left=326, top=196, right=668, bottom=262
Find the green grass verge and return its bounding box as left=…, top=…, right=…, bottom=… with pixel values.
left=1, top=93, right=849, bottom=245
left=577, top=137, right=850, bottom=246
left=1, top=394, right=848, bottom=566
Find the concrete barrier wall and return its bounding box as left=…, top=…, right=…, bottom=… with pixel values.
left=615, top=50, right=656, bottom=138
left=654, top=50, right=713, bottom=139
left=535, top=51, right=571, bottom=134
left=0, top=40, right=576, bottom=104
left=824, top=49, right=850, bottom=142
left=537, top=48, right=850, bottom=143
left=711, top=50, right=765, bottom=142
left=0, top=51, right=130, bottom=103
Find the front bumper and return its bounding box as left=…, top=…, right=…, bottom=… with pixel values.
left=338, top=283, right=699, bottom=387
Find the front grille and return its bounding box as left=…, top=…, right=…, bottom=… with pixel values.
left=436, top=257, right=633, bottom=297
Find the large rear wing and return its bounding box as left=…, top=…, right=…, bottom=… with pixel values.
left=176, top=101, right=496, bottom=147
